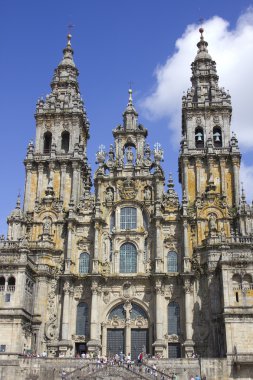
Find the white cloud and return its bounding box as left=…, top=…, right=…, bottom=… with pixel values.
left=240, top=161, right=253, bottom=201
left=141, top=8, right=253, bottom=149
left=141, top=8, right=253, bottom=201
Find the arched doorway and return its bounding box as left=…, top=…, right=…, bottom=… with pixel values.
left=105, top=302, right=149, bottom=359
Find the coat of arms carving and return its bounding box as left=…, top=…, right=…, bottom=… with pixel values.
left=118, top=178, right=137, bottom=200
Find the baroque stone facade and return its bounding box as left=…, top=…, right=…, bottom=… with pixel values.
left=0, top=30, right=253, bottom=377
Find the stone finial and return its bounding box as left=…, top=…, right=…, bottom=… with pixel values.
left=241, top=182, right=246, bottom=205
left=123, top=88, right=138, bottom=130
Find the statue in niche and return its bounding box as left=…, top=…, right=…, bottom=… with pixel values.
left=43, top=217, right=52, bottom=235
left=208, top=213, right=217, bottom=236
left=126, top=146, right=134, bottom=164
left=136, top=154, right=142, bottom=166
left=105, top=188, right=114, bottom=203
left=144, top=145, right=152, bottom=167
left=144, top=187, right=152, bottom=201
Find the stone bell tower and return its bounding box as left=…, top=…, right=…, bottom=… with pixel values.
left=178, top=29, right=245, bottom=359
left=22, top=34, right=91, bottom=260
left=179, top=28, right=241, bottom=254
left=24, top=33, right=90, bottom=213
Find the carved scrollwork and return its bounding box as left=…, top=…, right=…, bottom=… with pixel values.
left=45, top=280, right=59, bottom=341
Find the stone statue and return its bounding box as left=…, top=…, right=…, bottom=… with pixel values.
left=126, top=146, right=134, bottom=164
left=105, top=188, right=114, bottom=202
left=208, top=213, right=217, bottom=237
left=144, top=187, right=151, bottom=201
left=43, top=217, right=52, bottom=234
left=136, top=154, right=142, bottom=166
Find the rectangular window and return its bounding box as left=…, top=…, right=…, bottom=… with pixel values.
left=0, top=345, right=6, bottom=352
left=120, top=207, right=137, bottom=230
left=5, top=294, right=11, bottom=302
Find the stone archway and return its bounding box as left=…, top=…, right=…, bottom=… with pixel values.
left=102, top=301, right=149, bottom=359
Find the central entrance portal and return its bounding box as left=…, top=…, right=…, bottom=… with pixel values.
left=104, top=302, right=149, bottom=358
left=131, top=329, right=149, bottom=360
left=107, top=329, right=125, bottom=357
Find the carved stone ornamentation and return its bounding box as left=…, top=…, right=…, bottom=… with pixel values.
left=45, top=280, right=59, bottom=341
left=122, top=282, right=136, bottom=299
left=118, top=178, right=137, bottom=200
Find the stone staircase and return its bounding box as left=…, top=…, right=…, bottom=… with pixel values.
left=65, top=363, right=173, bottom=380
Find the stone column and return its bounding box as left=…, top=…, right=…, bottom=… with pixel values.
left=124, top=302, right=132, bottom=355
left=183, top=277, right=194, bottom=357
left=155, top=220, right=162, bottom=272
left=183, top=220, right=191, bottom=272
left=62, top=281, right=71, bottom=340
left=153, top=280, right=166, bottom=356
left=183, top=158, right=189, bottom=199
left=114, top=250, right=119, bottom=274
left=37, top=163, right=44, bottom=200
left=90, top=285, right=98, bottom=340
left=60, top=163, right=67, bottom=201
left=24, top=163, right=33, bottom=212
left=92, top=223, right=99, bottom=273
left=65, top=222, right=73, bottom=273
left=87, top=281, right=101, bottom=353
left=232, top=157, right=240, bottom=207
left=195, top=158, right=201, bottom=194
left=219, top=157, right=226, bottom=195
left=138, top=250, right=144, bottom=273
left=101, top=322, right=107, bottom=356
left=71, top=162, right=79, bottom=204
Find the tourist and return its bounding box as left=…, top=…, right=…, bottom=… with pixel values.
left=126, top=352, right=131, bottom=368
left=137, top=351, right=143, bottom=364
left=152, top=364, right=157, bottom=377
left=119, top=351, right=124, bottom=364
left=195, top=375, right=201, bottom=380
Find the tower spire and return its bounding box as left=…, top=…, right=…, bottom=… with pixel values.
left=123, top=88, right=138, bottom=130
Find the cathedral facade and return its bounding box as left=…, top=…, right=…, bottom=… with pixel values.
left=0, top=29, right=253, bottom=369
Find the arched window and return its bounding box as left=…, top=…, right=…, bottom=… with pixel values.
left=167, top=251, right=178, bottom=272
left=61, top=131, right=70, bottom=153
left=168, top=302, right=180, bottom=335
left=0, top=277, right=5, bottom=292
left=43, top=132, right=52, bottom=153
left=108, top=304, right=125, bottom=320
left=120, top=243, right=137, bottom=273
left=108, top=303, right=148, bottom=320
left=120, top=207, right=137, bottom=230
left=7, top=276, right=15, bottom=292
left=242, top=274, right=252, bottom=290
left=213, top=127, right=222, bottom=147
left=195, top=127, right=204, bottom=148
left=79, top=253, right=90, bottom=274
left=76, top=302, right=89, bottom=336
left=232, top=274, right=241, bottom=289
left=131, top=303, right=148, bottom=319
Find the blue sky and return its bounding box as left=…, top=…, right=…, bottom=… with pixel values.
left=1, top=0, right=253, bottom=234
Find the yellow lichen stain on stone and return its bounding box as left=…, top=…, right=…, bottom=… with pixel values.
left=64, top=173, right=72, bottom=208
left=188, top=168, right=196, bottom=203
left=212, top=167, right=221, bottom=193
left=225, top=169, right=233, bottom=206
left=53, top=171, right=60, bottom=198
left=29, top=172, right=38, bottom=209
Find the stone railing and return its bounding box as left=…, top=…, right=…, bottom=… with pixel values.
left=0, top=240, right=20, bottom=249
left=202, top=235, right=253, bottom=247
